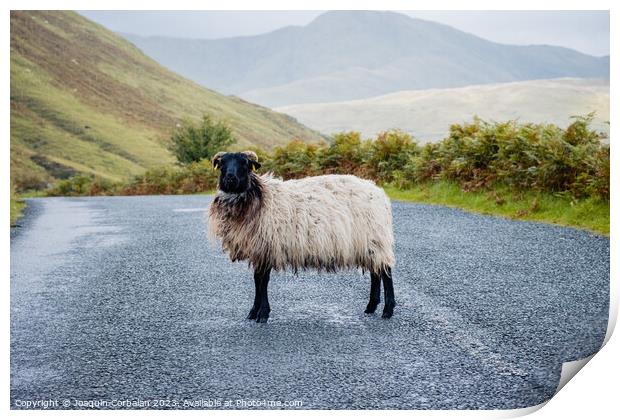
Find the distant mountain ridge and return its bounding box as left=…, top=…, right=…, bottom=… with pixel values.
left=10, top=11, right=323, bottom=189
left=122, top=10, right=610, bottom=106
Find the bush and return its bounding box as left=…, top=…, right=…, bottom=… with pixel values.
left=265, top=139, right=324, bottom=179
left=368, top=130, right=418, bottom=183
left=120, top=160, right=218, bottom=195
left=46, top=174, right=119, bottom=196
left=169, top=114, right=235, bottom=164
left=399, top=116, right=608, bottom=199
left=318, top=132, right=371, bottom=176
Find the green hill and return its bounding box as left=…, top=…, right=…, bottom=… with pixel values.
left=10, top=11, right=323, bottom=190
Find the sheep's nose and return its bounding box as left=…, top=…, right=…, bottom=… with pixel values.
left=223, top=174, right=237, bottom=187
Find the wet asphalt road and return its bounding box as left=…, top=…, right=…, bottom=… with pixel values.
left=10, top=195, right=609, bottom=410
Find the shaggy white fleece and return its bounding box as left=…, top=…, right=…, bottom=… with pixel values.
left=208, top=173, right=395, bottom=273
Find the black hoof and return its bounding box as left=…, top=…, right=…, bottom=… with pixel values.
left=247, top=307, right=258, bottom=320
left=382, top=301, right=395, bottom=319
left=365, top=300, right=379, bottom=314
left=256, top=307, right=270, bottom=323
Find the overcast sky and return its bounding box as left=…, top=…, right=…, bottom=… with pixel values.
left=78, top=10, right=610, bottom=57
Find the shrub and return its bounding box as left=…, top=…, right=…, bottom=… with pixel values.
left=46, top=174, right=119, bottom=196
left=169, top=114, right=235, bottom=164
left=368, top=130, right=418, bottom=183
left=399, top=116, right=608, bottom=199
left=265, top=139, right=323, bottom=179
left=318, top=132, right=371, bottom=176
left=120, top=160, right=218, bottom=195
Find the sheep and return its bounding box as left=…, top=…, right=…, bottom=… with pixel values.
left=207, top=150, right=396, bottom=323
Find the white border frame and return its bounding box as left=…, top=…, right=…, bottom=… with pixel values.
left=3, top=1, right=615, bottom=419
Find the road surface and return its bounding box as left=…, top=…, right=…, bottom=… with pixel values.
left=10, top=195, right=609, bottom=409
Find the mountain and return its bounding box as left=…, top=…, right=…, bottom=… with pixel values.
left=276, top=78, right=610, bottom=141
left=10, top=11, right=323, bottom=190
left=122, top=10, right=610, bottom=107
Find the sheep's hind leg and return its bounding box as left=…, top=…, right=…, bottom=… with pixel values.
left=381, top=267, right=396, bottom=319
left=365, top=271, right=381, bottom=314
left=247, top=270, right=262, bottom=320
left=255, top=265, right=272, bottom=323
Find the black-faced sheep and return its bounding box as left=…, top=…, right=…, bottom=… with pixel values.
left=207, top=151, right=396, bottom=323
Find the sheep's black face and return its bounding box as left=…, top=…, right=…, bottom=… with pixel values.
left=213, top=152, right=261, bottom=194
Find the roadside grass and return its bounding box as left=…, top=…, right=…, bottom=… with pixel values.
left=10, top=198, right=25, bottom=227
left=384, top=182, right=609, bottom=236
left=10, top=187, right=26, bottom=226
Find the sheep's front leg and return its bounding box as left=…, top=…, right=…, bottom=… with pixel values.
left=254, top=265, right=272, bottom=323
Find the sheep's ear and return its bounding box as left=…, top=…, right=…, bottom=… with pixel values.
left=250, top=160, right=262, bottom=171
left=212, top=151, right=226, bottom=170
left=241, top=150, right=260, bottom=171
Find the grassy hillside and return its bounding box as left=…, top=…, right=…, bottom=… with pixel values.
left=277, top=78, right=610, bottom=140
left=10, top=11, right=323, bottom=190
left=123, top=11, right=609, bottom=106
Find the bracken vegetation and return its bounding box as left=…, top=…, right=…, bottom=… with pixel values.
left=46, top=161, right=219, bottom=197
left=264, top=115, right=609, bottom=200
